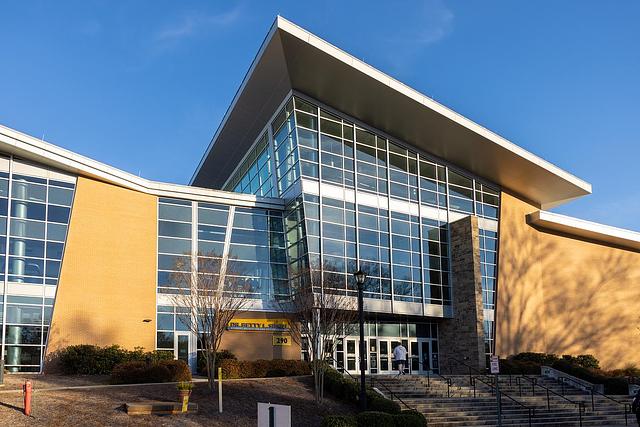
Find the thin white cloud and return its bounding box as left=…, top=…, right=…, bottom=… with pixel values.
left=154, top=6, right=243, bottom=44
left=373, top=0, right=454, bottom=73
left=414, top=0, right=454, bottom=46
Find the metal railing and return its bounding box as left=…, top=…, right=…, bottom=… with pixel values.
left=471, top=375, right=536, bottom=427
left=327, top=356, right=417, bottom=413
left=556, top=375, right=632, bottom=425
left=409, top=357, right=455, bottom=397
left=517, top=374, right=586, bottom=426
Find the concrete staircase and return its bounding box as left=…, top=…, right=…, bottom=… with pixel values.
left=368, top=374, right=632, bottom=426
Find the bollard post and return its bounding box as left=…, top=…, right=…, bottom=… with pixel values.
left=23, top=380, right=32, bottom=416
left=218, top=367, right=223, bottom=413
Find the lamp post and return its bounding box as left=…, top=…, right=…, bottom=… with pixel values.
left=353, top=269, right=367, bottom=411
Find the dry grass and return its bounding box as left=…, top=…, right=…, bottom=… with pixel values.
left=0, top=375, right=354, bottom=426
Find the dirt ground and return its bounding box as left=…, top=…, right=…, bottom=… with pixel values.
left=0, top=375, right=355, bottom=426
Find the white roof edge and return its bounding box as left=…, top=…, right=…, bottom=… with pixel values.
left=274, top=17, right=592, bottom=195
left=0, top=124, right=284, bottom=210
left=527, top=210, right=640, bottom=251
left=189, top=16, right=282, bottom=185
left=190, top=15, right=592, bottom=195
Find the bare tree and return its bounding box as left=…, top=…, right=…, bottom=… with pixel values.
left=279, top=267, right=359, bottom=404
left=169, top=253, right=249, bottom=393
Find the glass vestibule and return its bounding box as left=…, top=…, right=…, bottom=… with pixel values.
left=332, top=322, right=439, bottom=375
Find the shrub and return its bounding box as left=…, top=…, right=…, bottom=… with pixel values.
left=57, top=344, right=172, bottom=375
left=219, top=359, right=310, bottom=379
left=367, top=393, right=401, bottom=414
left=394, top=410, right=427, bottom=427
left=197, top=350, right=238, bottom=375
left=499, top=358, right=541, bottom=375
left=321, top=415, right=357, bottom=427
left=603, top=376, right=629, bottom=394
left=111, top=360, right=191, bottom=384
left=356, top=411, right=396, bottom=427
left=323, top=411, right=425, bottom=427
left=510, top=352, right=560, bottom=366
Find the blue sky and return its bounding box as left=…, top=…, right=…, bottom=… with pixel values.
left=1, top=1, right=639, bottom=229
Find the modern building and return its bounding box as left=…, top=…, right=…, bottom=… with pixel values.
left=1, top=17, right=638, bottom=374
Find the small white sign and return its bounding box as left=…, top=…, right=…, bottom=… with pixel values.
left=490, top=355, right=500, bottom=374
left=258, top=402, right=291, bottom=427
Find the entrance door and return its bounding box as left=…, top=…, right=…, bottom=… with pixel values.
left=378, top=340, right=391, bottom=373
left=418, top=338, right=437, bottom=373
left=345, top=338, right=358, bottom=373
left=175, top=332, right=191, bottom=366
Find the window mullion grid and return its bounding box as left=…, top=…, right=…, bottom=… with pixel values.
left=316, top=104, right=325, bottom=298
left=444, top=166, right=453, bottom=308
left=0, top=155, right=13, bottom=368
left=416, top=153, right=427, bottom=315
left=385, top=139, right=395, bottom=312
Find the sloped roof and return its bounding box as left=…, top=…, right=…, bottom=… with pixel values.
left=191, top=16, right=591, bottom=209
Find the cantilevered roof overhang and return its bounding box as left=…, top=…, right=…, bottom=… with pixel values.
left=191, top=16, right=592, bottom=209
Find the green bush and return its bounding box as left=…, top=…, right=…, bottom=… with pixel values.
left=394, top=410, right=427, bottom=427
left=356, top=411, right=396, bottom=427
left=602, top=376, right=628, bottom=394
left=499, top=358, right=541, bottom=375
left=321, top=415, right=357, bottom=427
left=560, top=354, right=600, bottom=370
left=197, top=350, right=238, bottom=375
left=323, top=411, right=425, bottom=427
left=367, top=393, right=401, bottom=414
left=111, top=359, right=191, bottom=384
left=57, top=344, right=172, bottom=375
left=551, top=359, right=628, bottom=394
left=510, top=352, right=560, bottom=366
left=219, top=359, right=311, bottom=379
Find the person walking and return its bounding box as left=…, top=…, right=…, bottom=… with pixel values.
left=393, top=343, right=407, bottom=377
left=632, top=388, right=640, bottom=426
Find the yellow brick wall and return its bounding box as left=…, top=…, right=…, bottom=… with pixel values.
left=496, top=191, right=640, bottom=368
left=45, top=176, right=157, bottom=364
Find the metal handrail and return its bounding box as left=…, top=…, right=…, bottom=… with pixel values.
left=519, top=374, right=587, bottom=426
left=556, top=375, right=631, bottom=425
left=327, top=356, right=417, bottom=413
left=446, top=355, right=487, bottom=382
left=471, top=375, right=535, bottom=427
left=410, top=357, right=454, bottom=397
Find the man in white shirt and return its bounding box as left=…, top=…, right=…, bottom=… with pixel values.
left=393, top=343, right=408, bottom=377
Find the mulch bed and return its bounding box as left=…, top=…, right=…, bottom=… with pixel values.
left=0, top=375, right=355, bottom=426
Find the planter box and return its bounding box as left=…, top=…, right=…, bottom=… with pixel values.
left=125, top=401, right=198, bottom=415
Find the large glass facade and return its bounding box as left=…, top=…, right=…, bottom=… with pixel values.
left=0, top=155, right=76, bottom=372
left=218, top=93, right=502, bottom=362
left=223, top=132, right=274, bottom=197
left=156, top=198, right=289, bottom=345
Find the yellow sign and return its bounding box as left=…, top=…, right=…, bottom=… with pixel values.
left=227, top=318, right=289, bottom=332
left=273, top=335, right=291, bottom=346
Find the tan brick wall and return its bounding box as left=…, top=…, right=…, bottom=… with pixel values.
left=45, top=176, right=157, bottom=364
left=496, top=191, right=640, bottom=368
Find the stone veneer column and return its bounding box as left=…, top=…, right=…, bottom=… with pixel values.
left=439, top=215, right=486, bottom=374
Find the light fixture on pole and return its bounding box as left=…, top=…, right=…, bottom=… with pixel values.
left=353, top=269, right=367, bottom=411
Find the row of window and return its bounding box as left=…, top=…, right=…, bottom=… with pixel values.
left=157, top=198, right=289, bottom=298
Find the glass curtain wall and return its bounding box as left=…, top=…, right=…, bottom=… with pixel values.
left=223, top=132, right=274, bottom=197
left=283, top=95, right=500, bottom=309
left=0, top=155, right=76, bottom=372
left=220, top=93, right=500, bottom=314
left=156, top=198, right=288, bottom=346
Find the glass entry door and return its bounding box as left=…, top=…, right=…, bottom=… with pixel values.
left=418, top=338, right=437, bottom=373
left=175, top=332, right=190, bottom=366
left=345, top=338, right=358, bottom=373
left=379, top=340, right=391, bottom=373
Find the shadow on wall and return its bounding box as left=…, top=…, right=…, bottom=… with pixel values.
left=497, top=198, right=640, bottom=368
left=44, top=314, right=128, bottom=373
